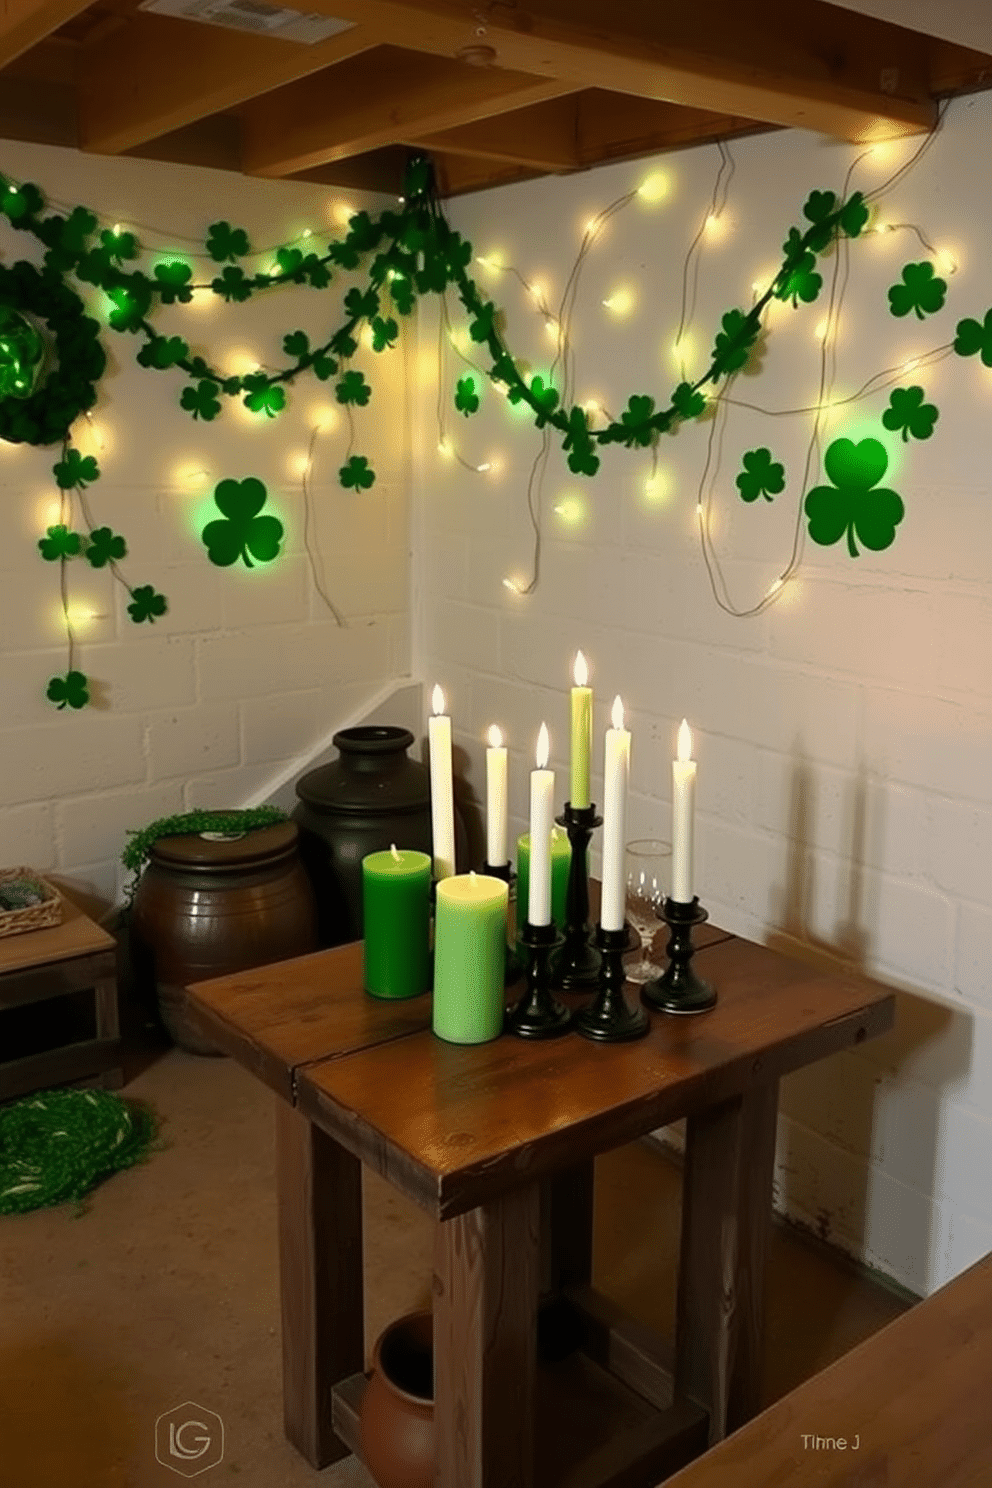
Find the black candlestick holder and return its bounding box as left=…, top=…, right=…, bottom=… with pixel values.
left=482, top=861, right=512, bottom=882
left=507, top=921, right=572, bottom=1039
left=641, top=897, right=717, bottom=1015
left=574, top=924, right=649, bottom=1042
left=550, top=802, right=602, bottom=990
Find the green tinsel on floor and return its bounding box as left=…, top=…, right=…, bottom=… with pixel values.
left=0, top=1089, right=157, bottom=1216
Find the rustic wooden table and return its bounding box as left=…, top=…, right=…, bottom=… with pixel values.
left=185, top=929, right=895, bottom=1488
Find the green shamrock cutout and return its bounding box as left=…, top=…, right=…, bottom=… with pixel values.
left=711, top=309, right=758, bottom=376
left=562, top=406, right=600, bottom=476
left=775, top=250, right=821, bottom=307
left=312, top=353, right=338, bottom=381
left=527, top=375, right=559, bottom=426
left=371, top=315, right=398, bottom=351
left=339, top=455, right=376, bottom=490
left=101, top=227, right=138, bottom=263
left=469, top=302, right=497, bottom=343
left=602, top=393, right=656, bottom=448
left=54, top=448, right=99, bottom=489
left=46, top=670, right=89, bottom=710
left=455, top=376, right=479, bottom=415
left=881, top=386, right=939, bottom=442
left=839, top=193, right=869, bottom=239
left=953, top=309, right=992, bottom=367
left=283, top=330, right=310, bottom=361
left=202, top=478, right=283, bottom=568
left=672, top=382, right=706, bottom=420
left=180, top=379, right=222, bottom=422
left=211, top=267, right=253, bottom=303
left=106, top=284, right=150, bottom=333
left=85, top=527, right=127, bottom=567
left=244, top=384, right=286, bottom=418
left=153, top=260, right=193, bottom=304
left=804, top=437, right=904, bottom=557
left=888, top=262, right=947, bottom=320
left=344, top=287, right=379, bottom=321
left=206, top=222, right=250, bottom=262
left=336, top=369, right=371, bottom=406
left=137, top=334, right=189, bottom=371
left=0, top=306, right=45, bottom=399
left=330, top=328, right=358, bottom=359
left=127, top=585, right=168, bottom=622
left=802, top=190, right=838, bottom=251
left=389, top=273, right=416, bottom=316
left=38, top=524, right=81, bottom=561
left=736, top=447, right=785, bottom=502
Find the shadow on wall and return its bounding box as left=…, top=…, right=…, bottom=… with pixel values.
left=766, top=745, right=971, bottom=1296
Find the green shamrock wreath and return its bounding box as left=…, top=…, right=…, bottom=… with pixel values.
left=0, top=260, right=105, bottom=444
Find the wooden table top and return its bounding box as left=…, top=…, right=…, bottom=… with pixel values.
left=295, top=935, right=895, bottom=1219
left=662, top=1249, right=992, bottom=1488
left=182, top=914, right=731, bottom=1103
left=0, top=892, right=115, bottom=976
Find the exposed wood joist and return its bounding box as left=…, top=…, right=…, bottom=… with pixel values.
left=0, top=0, right=93, bottom=67
left=300, top=0, right=938, bottom=141
left=239, top=44, right=575, bottom=177
left=77, top=13, right=376, bottom=153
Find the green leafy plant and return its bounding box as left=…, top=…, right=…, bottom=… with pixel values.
left=881, top=385, right=939, bottom=442
left=804, top=437, right=904, bottom=556
left=736, top=447, right=786, bottom=502
left=201, top=478, right=284, bottom=567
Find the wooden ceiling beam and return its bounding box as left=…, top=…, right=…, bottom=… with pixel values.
left=411, top=96, right=581, bottom=171
left=240, top=46, right=575, bottom=177
left=306, top=0, right=937, bottom=141
left=0, top=0, right=93, bottom=68
left=77, top=12, right=377, bottom=154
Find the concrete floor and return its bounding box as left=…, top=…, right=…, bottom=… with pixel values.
left=0, top=1045, right=909, bottom=1488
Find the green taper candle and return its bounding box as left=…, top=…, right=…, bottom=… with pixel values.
left=516, top=828, right=571, bottom=930
left=362, top=846, right=432, bottom=999
left=432, top=872, right=509, bottom=1044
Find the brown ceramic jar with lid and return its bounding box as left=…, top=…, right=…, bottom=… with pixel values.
left=131, top=820, right=318, bottom=1054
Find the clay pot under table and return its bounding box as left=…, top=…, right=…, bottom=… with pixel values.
left=359, top=1310, right=435, bottom=1488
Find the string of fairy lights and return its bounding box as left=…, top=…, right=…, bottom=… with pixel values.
left=427, top=103, right=958, bottom=615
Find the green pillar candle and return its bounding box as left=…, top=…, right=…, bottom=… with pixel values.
left=362, top=846, right=432, bottom=999
left=516, top=828, right=571, bottom=930
left=432, top=872, right=509, bottom=1044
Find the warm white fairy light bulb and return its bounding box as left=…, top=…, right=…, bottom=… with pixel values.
left=637, top=171, right=669, bottom=204
left=437, top=437, right=453, bottom=458
left=602, top=286, right=634, bottom=317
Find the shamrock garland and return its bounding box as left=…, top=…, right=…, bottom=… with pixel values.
left=2, top=154, right=992, bottom=706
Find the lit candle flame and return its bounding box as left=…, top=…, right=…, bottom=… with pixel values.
left=390, top=843, right=400, bottom=860
left=573, top=650, right=588, bottom=687
left=612, top=695, right=624, bottom=730
left=536, top=722, right=550, bottom=770
left=432, top=684, right=446, bottom=716
left=487, top=724, right=503, bottom=749
left=677, top=719, right=693, bottom=762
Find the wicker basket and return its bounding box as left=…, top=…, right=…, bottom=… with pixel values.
left=0, top=867, right=63, bottom=939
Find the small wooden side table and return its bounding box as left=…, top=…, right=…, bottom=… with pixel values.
left=0, top=895, right=121, bottom=1102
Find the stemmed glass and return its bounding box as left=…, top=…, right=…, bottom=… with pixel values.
left=624, top=839, right=671, bottom=983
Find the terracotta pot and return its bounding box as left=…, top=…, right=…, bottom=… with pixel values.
left=130, top=821, right=319, bottom=1054
left=359, top=1310, right=434, bottom=1488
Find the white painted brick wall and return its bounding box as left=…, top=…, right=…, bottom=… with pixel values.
left=412, top=94, right=992, bottom=1295
left=1, top=139, right=411, bottom=896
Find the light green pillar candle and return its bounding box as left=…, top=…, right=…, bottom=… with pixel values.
left=362, top=846, right=432, bottom=999
left=432, top=872, right=509, bottom=1044
left=516, top=828, right=571, bottom=930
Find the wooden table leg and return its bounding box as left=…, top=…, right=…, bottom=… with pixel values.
left=675, top=1080, right=779, bottom=1445
left=434, top=1182, right=541, bottom=1488
left=541, top=1159, right=595, bottom=1294
left=275, top=1099, right=363, bottom=1469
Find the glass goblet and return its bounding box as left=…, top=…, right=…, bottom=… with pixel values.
left=624, top=839, right=671, bottom=983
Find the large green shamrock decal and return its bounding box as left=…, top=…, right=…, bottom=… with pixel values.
left=881, top=385, right=939, bottom=442
left=804, top=437, right=904, bottom=557
left=53, top=447, right=99, bottom=489
left=953, top=309, right=992, bottom=367
left=887, top=262, right=947, bottom=320
left=339, top=455, right=376, bottom=489
left=736, top=447, right=785, bottom=502
left=454, top=376, right=479, bottom=415
left=202, top=478, right=284, bottom=567
left=38, top=524, right=81, bottom=560
left=46, top=670, right=89, bottom=710
left=180, top=379, right=222, bottom=421
left=85, top=526, right=127, bottom=567
left=0, top=306, right=45, bottom=398
left=127, top=584, right=168, bottom=622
